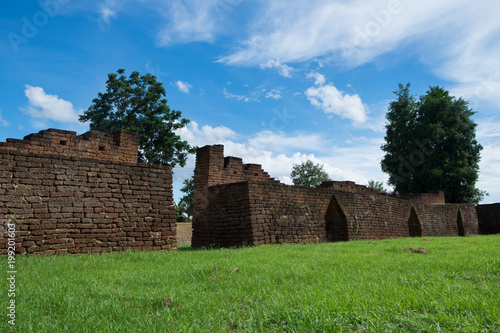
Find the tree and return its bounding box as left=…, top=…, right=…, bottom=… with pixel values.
left=381, top=83, right=485, bottom=203
left=367, top=180, right=388, bottom=194
left=178, top=176, right=193, bottom=221
left=291, top=160, right=331, bottom=187
left=79, top=69, right=194, bottom=167
left=175, top=201, right=189, bottom=222
left=174, top=202, right=184, bottom=222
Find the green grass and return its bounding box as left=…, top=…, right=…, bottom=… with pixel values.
left=2, top=235, right=499, bottom=332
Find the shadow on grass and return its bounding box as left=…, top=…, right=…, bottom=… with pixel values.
left=177, top=243, right=203, bottom=252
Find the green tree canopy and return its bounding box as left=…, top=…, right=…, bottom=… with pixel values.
left=381, top=83, right=485, bottom=203
left=367, top=180, right=389, bottom=194
left=291, top=160, right=332, bottom=187
left=79, top=69, right=194, bottom=167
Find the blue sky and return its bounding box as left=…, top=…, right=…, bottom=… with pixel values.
left=1, top=0, right=499, bottom=203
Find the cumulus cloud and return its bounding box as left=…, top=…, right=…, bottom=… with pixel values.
left=305, top=83, right=368, bottom=124
left=176, top=121, right=237, bottom=147
left=259, top=59, right=293, bottom=78
left=223, top=87, right=259, bottom=103
left=304, top=71, right=368, bottom=124
left=174, top=121, right=385, bottom=187
left=175, top=80, right=193, bottom=94
left=21, top=85, right=81, bottom=123
left=306, top=71, right=326, bottom=86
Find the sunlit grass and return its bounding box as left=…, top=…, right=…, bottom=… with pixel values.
left=1, top=235, right=499, bottom=332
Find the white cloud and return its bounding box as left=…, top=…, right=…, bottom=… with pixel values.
left=175, top=80, right=193, bottom=94
left=477, top=142, right=500, bottom=204
left=259, top=59, right=293, bottom=78
left=21, top=85, right=81, bottom=123
left=223, top=87, right=259, bottom=103
left=176, top=121, right=237, bottom=147
left=0, top=109, right=9, bottom=126
left=280, top=175, right=293, bottom=185
left=215, top=0, right=500, bottom=107
left=248, top=130, right=328, bottom=153
left=358, top=99, right=389, bottom=133
left=306, top=71, right=326, bottom=86
left=174, top=121, right=386, bottom=188
left=265, top=88, right=282, bottom=100
left=218, top=0, right=469, bottom=66
left=157, top=0, right=223, bottom=46
left=476, top=119, right=500, bottom=141
left=305, top=83, right=368, bottom=124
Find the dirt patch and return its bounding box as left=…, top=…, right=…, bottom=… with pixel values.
left=409, top=247, right=428, bottom=254
left=177, top=223, right=192, bottom=244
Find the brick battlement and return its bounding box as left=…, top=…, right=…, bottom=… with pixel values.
left=0, top=128, right=139, bottom=164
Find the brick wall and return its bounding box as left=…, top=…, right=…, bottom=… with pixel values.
left=192, top=144, right=479, bottom=248
left=0, top=128, right=139, bottom=164
left=412, top=203, right=478, bottom=237
left=398, top=191, right=445, bottom=204
left=194, top=182, right=254, bottom=247
left=0, top=129, right=176, bottom=255
left=192, top=145, right=276, bottom=247
left=476, top=203, right=500, bottom=234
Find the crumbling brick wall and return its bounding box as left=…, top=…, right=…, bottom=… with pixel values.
left=192, top=145, right=276, bottom=247
left=192, top=144, right=479, bottom=248
left=0, top=129, right=176, bottom=255
left=476, top=203, right=500, bottom=234
left=0, top=128, right=139, bottom=164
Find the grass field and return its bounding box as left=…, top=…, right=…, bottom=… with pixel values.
left=1, top=235, right=499, bottom=332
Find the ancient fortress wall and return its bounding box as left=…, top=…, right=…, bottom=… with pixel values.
left=0, top=128, right=139, bottom=164
left=476, top=203, right=500, bottom=234
left=192, top=145, right=479, bottom=248
left=0, top=129, right=176, bottom=255
left=192, top=145, right=276, bottom=246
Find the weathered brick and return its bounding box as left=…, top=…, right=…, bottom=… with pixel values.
left=0, top=129, right=176, bottom=255
left=192, top=144, right=480, bottom=248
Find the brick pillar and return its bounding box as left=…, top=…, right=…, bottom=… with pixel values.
left=113, top=130, right=139, bottom=163
left=191, top=145, right=224, bottom=247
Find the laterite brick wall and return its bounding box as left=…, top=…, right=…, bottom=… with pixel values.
left=0, top=129, right=176, bottom=255
left=0, top=128, right=139, bottom=164
left=476, top=203, right=500, bottom=234
left=192, top=145, right=277, bottom=247
left=192, top=144, right=479, bottom=248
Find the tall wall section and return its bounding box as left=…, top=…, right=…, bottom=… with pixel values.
left=0, top=129, right=176, bottom=255
left=0, top=128, right=139, bottom=163
left=192, top=145, right=277, bottom=247
left=192, top=144, right=479, bottom=248
left=476, top=203, right=500, bottom=234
